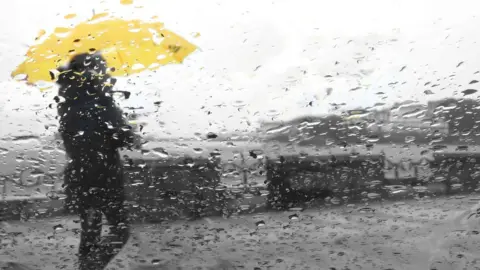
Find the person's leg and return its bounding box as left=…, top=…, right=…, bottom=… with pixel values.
left=78, top=207, right=103, bottom=270
left=96, top=188, right=130, bottom=268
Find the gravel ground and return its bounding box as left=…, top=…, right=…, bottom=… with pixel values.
left=2, top=195, right=480, bottom=270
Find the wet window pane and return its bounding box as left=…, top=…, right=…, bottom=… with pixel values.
left=2, top=0, right=480, bottom=269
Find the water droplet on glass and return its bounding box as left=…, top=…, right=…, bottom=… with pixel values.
left=14, top=73, right=28, bottom=81
left=132, top=63, right=145, bottom=71
left=405, top=136, right=415, bottom=143
left=358, top=207, right=375, bottom=213
left=462, top=89, right=477, bottom=96
left=288, top=214, right=299, bottom=220
left=121, top=126, right=133, bottom=132
left=367, top=136, right=379, bottom=143
left=330, top=197, right=342, bottom=205
left=266, top=125, right=291, bottom=135
left=452, top=183, right=463, bottom=190
left=151, top=259, right=163, bottom=265
left=367, top=193, right=381, bottom=200
left=53, top=224, right=65, bottom=232
left=239, top=204, right=250, bottom=211
left=207, top=132, right=218, bottom=139
left=244, top=193, right=254, bottom=199
left=46, top=191, right=61, bottom=200
left=255, top=220, right=266, bottom=227
left=152, top=147, right=169, bottom=158
left=424, top=89, right=434, bottom=95
left=232, top=100, right=246, bottom=108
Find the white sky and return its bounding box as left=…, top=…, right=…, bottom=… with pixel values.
left=1, top=0, right=480, bottom=140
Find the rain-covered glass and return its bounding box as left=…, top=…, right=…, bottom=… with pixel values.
left=2, top=0, right=480, bottom=269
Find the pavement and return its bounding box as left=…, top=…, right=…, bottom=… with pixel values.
left=2, top=195, right=480, bottom=269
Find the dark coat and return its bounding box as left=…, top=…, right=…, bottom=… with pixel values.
left=56, top=53, right=134, bottom=190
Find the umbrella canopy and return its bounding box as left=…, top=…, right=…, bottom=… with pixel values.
left=11, top=13, right=197, bottom=88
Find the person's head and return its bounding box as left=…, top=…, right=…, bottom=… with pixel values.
left=52, top=52, right=116, bottom=101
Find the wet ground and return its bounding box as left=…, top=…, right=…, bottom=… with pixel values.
left=2, top=195, right=480, bottom=270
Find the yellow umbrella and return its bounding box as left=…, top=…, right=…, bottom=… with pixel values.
left=11, top=13, right=197, bottom=87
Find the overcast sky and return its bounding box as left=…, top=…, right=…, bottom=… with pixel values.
left=1, top=0, right=480, bottom=140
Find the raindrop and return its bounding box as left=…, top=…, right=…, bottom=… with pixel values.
left=13, top=73, right=27, bottom=81
left=137, top=161, right=147, bottom=169
left=367, top=135, right=379, bottom=143
left=367, top=193, right=381, bottom=200
left=400, top=66, right=407, bottom=72
left=131, top=63, right=145, bottom=70
left=325, top=138, right=335, bottom=146
left=452, top=183, right=463, bottom=190
left=330, top=197, right=341, bottom=205
left=405, top=136, right=415, bottom=143
left=468, top=80, right=478, bottom=84
left=350, top=87, right=361, bottom=91
left=358, top=207, right=375, bottom=213
left=266, top=109, right=280, bottom=117
left=288, top=214, right=299, bottom=220
left=207, top=132, right=218, bottom=139
left=151, top=259, right=163, bottom=265
left=266, top=125, right=291, bottom=135
left=46, top=191, right=61, bottom=200
left=30, top=170, right=45, bottom=179
left=413, top=186, right=428, bottom=193
left=462, top=89, right=477, bottom=96
left=249, top=149, right=264, bottom=159
left=128, top=28, right=141, bottom=33
left=457, top=61, right=464, bottom=68
left=11, top=135, right=40, bottom=144
left=244, top=193, right=254, bottom=199
left=424, top=90, right=434, bottom=95
left=53, top=224, right=65, bottom=232
left=215, top=185, right=227, bottom=191
left=152, top=147, right=168, bottom=158
left=232, top=100, right=246, bottom=108
left=255, top=220, right=266, bottom=227
left=77, top=131, right=85, bottom=136
left=469, top=80, right=479, bottom=84
left=42, top=176, right=56, bottom=187
left=326, top=88, right=333, bottom=96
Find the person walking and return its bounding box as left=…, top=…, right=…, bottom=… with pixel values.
left=54, top=52, right=134, bottom=269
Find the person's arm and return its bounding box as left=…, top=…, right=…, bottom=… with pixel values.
left=108, top=105, right=136, bottom=150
